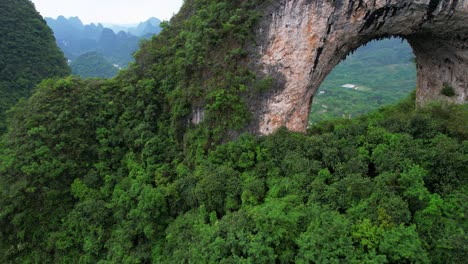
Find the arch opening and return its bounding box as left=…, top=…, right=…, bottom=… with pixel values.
left=252, top=0, right=468, bottom=135
left=308, top=37, right=416, bottom=126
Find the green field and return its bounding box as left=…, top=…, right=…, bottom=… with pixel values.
left=309, top=38, right=416, bottom=125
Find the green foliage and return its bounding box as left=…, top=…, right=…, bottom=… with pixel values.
left=0, top=0, right=69, bottom=132
left=0, top=77, right=106, bottom=261
left=296, top=206, right=356, bottom=263
left=70, top=52, right=119, bottom=78
left=441, top=84, right=456, bottom=97
left=0, top=0, right=466, bottom=263
left=3, top=84, right=465, bottom=262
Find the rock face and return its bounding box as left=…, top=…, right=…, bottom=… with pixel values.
left=247, top=0, right=468, bottom=134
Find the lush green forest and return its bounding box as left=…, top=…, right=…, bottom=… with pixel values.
left=0, top=0, right=69, bottom=132
left=71, top=52, right=119, bottom=78
left=310, top=38, right=416, bottom=125
left=0, top=0, right=466, bottom=263
left=1, top=80, right=466, bottom=262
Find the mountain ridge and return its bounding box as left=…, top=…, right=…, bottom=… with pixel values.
left=45, top=16, right=162, bottom=72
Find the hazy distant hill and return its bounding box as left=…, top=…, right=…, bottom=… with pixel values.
left=0, top=0, right=69, bottom=132
left=45, top=16, right=105, bottom=59
left=45, top=16, right=161, bottom=77
left=129, top=17, right=162, bottom=38
left=106, top=17, right=162, bottom=38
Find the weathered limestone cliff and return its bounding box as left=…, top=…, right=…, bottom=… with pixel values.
left=247, top=0, right=468, bottom=134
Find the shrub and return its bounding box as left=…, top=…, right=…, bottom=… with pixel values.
left=441, top=84, right=456, bottom=97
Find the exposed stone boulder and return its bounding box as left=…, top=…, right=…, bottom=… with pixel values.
left=247, top=0, right=468, bottom=134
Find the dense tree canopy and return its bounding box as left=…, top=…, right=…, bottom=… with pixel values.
left=0, top=0, right=69, bottom=132
left=71, top=52, right=119, bottom=79
left=0, top=0, right=466, bottom=263
left=1, top=80, right=466, bottom=262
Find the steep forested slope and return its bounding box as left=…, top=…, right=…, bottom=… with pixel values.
left=0, top=0, right=466, bottom=263
left=0, top=0, right=69, bottom=132
left=70, top=52, right=119, bottom=78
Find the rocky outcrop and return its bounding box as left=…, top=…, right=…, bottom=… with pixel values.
left=247, top=0, right=468, bottom=134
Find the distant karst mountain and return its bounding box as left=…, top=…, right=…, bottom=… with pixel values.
left=45, top=16, right=162, bottom=78
left=105, top=17, right=162, bottom=38
left=129, top=17, right=162, bottom=38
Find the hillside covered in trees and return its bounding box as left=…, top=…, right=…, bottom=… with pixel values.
left=0, top=0, right=466, bottom=263
left=70, top=52, right=119, bottom=79
left=0, top=0, right=69, bottom=132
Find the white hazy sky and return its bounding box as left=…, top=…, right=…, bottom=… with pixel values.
left=30, top=0, right=184, bottom=24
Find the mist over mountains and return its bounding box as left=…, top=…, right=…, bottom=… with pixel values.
left=106, top=17, right=162, bottom=38
left=45, top=16, right=161, bottom=77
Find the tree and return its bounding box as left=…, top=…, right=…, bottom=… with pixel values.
left=0, top=0, right=69, bottom=132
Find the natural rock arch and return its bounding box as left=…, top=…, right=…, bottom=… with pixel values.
left=247, top=0, right=468, bottom=135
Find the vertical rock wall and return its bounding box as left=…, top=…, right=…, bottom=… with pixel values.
left=247, top=0, right=468, bottom=134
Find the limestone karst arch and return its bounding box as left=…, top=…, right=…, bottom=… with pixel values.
left=248, top=0, right=468, bottom=135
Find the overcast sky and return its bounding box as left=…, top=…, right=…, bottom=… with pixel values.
left=30, top=0, right=184, bottom=24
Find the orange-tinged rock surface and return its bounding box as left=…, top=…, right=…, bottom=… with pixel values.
left=246, top=0, right=468, bottom=134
